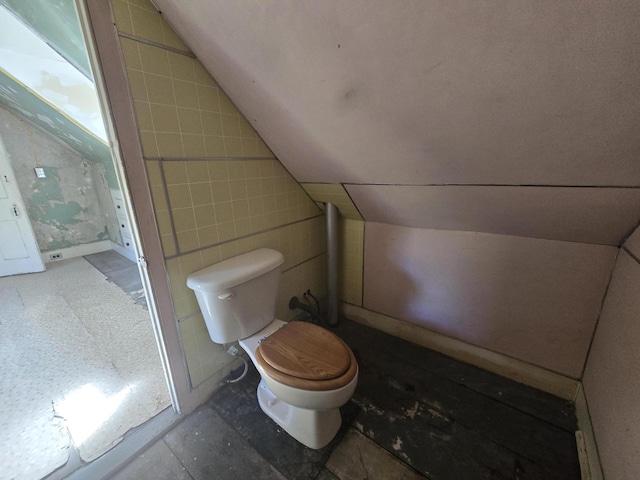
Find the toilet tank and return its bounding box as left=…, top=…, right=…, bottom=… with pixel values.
left=186, top=248, right=285, bottom=343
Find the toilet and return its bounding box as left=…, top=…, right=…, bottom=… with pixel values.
left=186, top=248, right=358, bottom=449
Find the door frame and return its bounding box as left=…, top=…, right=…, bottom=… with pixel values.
left=77, top=0, right=199, bottom=415
left=0, top=135, right=45, bottom=277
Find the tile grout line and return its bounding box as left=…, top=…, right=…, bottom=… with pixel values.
left=148, top=156, right=276, bottom=162
left=341, top=182, right=640, bottom=189
left=117, top=31, right=195, bottom=58
left=158, top=160, right=181, bottom=256
left=163, top=213, right=324, bottom=260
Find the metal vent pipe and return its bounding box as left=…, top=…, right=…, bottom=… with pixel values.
left=326, top=203, right=339, bottom=326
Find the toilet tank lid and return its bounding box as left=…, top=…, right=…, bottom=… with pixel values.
left=186, top=248, right=284, bottom=292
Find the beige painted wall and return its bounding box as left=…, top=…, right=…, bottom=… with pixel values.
left=110, top=0, right=325, bottom=388
left=299, top=183, right=364, bottom=306
left=582, top=231, right=640, bottom=480
left=152, top=0, right=640, bottom=187
left=102, top=6, right=640, bottom=470
left=150, top=0, right=640, bottom=275
left=338, top=218, right=364, bottom=306
left=624, top=224, right=640, bottom=257
left=363, top=223, right=616, bottom=378
left=346, top=184, right=640, bottom=246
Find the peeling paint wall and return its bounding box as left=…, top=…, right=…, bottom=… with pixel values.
left=0, top=106, right=119, bottom=252
left=0, top=72, right=118, bottom=189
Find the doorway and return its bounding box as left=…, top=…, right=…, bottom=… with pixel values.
left=0, top=254, right=170, bottom=479
left=0, top=134, right=45, bottom=276
left=0, top=2, right=172, bottom=478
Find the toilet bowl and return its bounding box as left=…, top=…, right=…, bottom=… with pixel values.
left=186, top=248, right=358, bottom=449
left=241, top=319, right=357, bottom=448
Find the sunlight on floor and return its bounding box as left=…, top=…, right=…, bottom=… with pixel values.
left=56, top=383, right=131, bottom=447
left=0, top=257, right=170, bottom=478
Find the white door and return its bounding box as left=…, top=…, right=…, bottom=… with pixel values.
left=0, top=135, right=45, bottom=277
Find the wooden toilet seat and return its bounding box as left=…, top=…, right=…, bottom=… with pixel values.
left=255, top=321, right=357, bottom=391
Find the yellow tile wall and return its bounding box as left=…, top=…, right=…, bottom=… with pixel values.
left=165, top=216, right=326, bottom=322
left=301, top=183, right=363, bottom=221
left=339, top=219, right=364, bottom=306
left=112, top=0, right=326, bottom=388
left=119, top=33, right=273, bottom=159
left=278, top=254, right=327, bottom=320
left=301, top=183, right=365, bottom=306
left=146, top=160, right=177, bottom=256
left=111, top=0, right=189, bottom=54
left=178, top=313, right=228, bottom=387
left=156, top=159, right=318, bottom=255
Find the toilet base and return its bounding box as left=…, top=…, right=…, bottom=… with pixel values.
left=256, top=379, right=341, bottom=449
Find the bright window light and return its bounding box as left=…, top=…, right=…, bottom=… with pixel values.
left=55, top=383, right=130, bottom=446
left=0, top=6, right=107, bottom=141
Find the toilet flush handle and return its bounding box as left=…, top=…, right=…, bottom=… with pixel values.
left=218, top=291, right=235, bottom=300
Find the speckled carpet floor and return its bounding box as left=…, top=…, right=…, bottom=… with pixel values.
left=0, top=257, right=170, bottom=480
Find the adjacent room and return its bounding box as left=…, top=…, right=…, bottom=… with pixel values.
left=0, top=2, right=169, bottom=478
left=3, top=0, right=639, bottom=479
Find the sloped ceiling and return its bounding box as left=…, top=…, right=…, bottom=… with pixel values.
left=152, top=0, right=640, bottom=245
left=2, top=0, right=92, bottom=79
left=0, top=0, right=117, bottom=188
left=0, top=71, right=117, bottom=187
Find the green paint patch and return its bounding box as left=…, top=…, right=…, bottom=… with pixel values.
left=30, top=168, right=63, bottom=203
left=45, top=237, right=74, bottom=251
left=29, top=199, right=84, bottom=231
left=28, top=168, right=86, bottom=230
left=0, top=72, right=120, bottom=189
left=97, top=225, right=109, bottom=240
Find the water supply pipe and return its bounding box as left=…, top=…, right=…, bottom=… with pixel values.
left=326, top=202, right=339, bottom=326
left=288, top=296, right=319, bottom=322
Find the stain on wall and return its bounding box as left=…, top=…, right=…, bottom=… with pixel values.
left=0, top=106, right=119, bottom=252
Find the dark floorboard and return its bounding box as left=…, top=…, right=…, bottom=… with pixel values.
left=208, top=365, right=358, bottom=480
left=332, top=320, right=579, bottom=480
left=111, top=319, right=580, bottom=480
left=84, top=250, right=147, bottom=308
left=163, top=407, right=285, bottom=480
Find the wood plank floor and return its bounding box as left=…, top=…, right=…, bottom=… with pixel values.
left=112, top=319, right=580, bottom=480
left=335, top=320, right=579, bottom=479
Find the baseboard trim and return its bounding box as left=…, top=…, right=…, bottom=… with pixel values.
left=340, top=303, right=580, bottom=401
left=574, top=384, right=603, bottom=480
left=111, top=241, right=137, bottom=262
left=42, top=240, right=112, bottom=264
